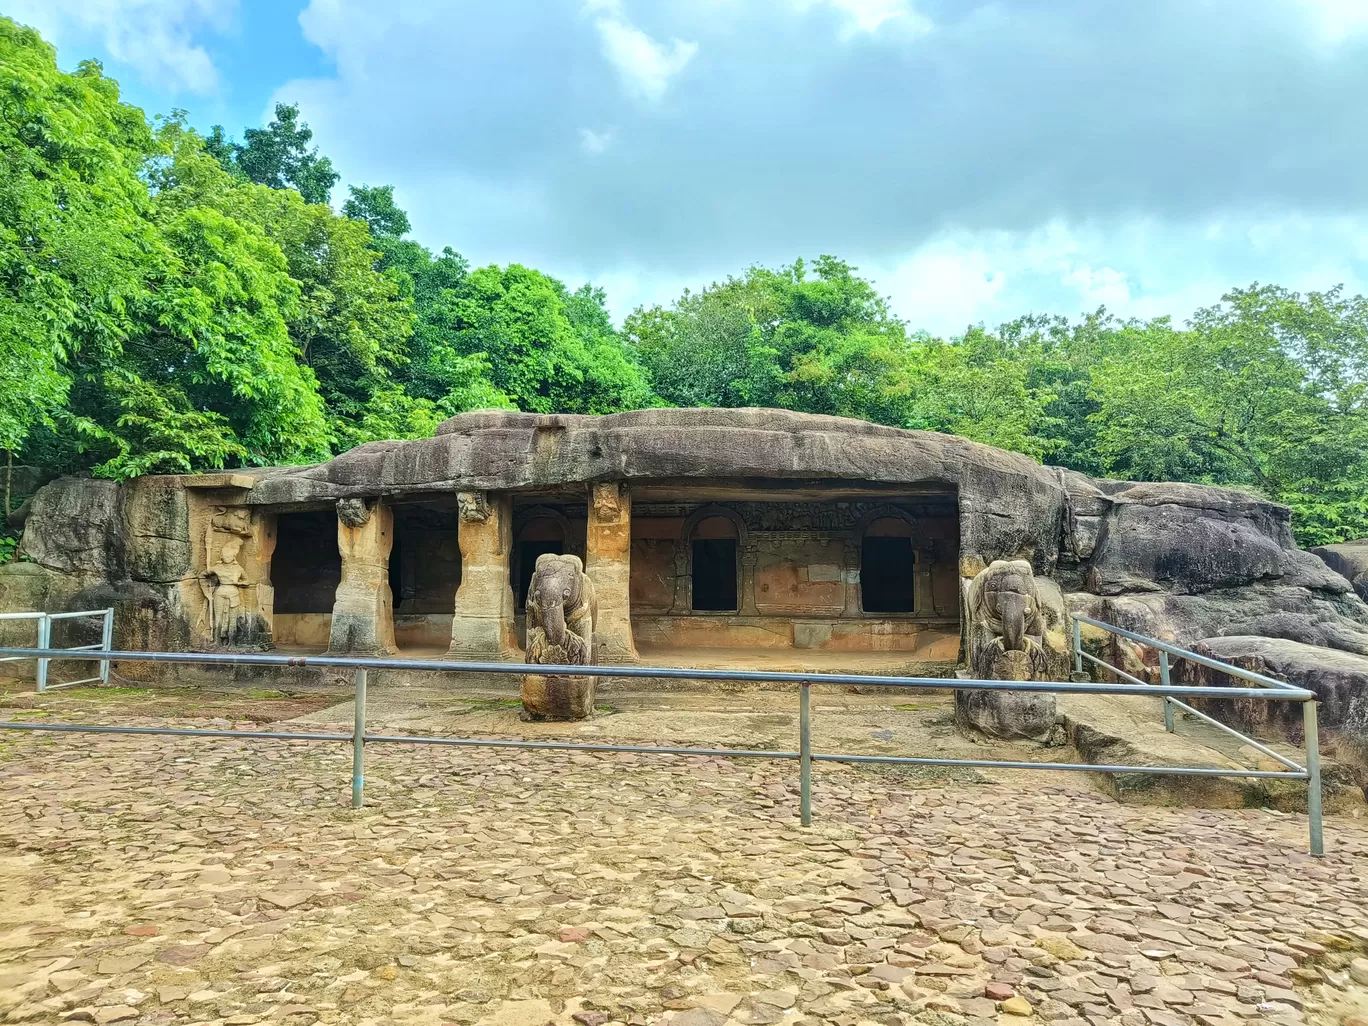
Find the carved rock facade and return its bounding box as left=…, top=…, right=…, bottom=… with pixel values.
left=0, top=407, right=1365, bottom=756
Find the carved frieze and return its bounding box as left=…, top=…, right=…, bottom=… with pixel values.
left=634, top=501, right=952, bottom=532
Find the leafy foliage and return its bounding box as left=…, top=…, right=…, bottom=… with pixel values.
left=207, top=102, right=338, bottom=204
left=6, top=16, right=1368, bottom=548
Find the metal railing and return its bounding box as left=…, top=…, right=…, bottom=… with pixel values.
left=1071, top=613, right=1323, bottom=854
left=0, top=638, right=1324, bottom=854
left=0, top=609, right=113, bottom=692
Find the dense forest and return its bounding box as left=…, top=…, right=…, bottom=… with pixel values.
left=3, top=17, right=1368, bottom=552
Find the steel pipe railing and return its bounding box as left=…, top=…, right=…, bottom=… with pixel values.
left=0, top=609, right=114, bottom=691
left=1070, top=613, right=1324, bottom=855
left=0, top=637, right=1326, bottom=856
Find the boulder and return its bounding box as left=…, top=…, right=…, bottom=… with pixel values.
left=1087, top=482, right=1345, bottom=596
left=1309, top=539, right=1368, bottom=601
left=1068, top=586, right=1368, bottom=656
left=18, top=477, right=124, bottom=577
left=1180, top=636, right=1368, bottom=740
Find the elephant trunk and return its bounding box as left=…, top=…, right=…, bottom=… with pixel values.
left=538, top=596, right=566, bottom=649
left=997, top=590, right=1028, bottom=652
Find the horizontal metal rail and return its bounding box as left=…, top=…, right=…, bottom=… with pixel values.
left=0, top=636, right=1326, bottom=855
left=2, top=609, right=114, bottom=693
left=0, top=647, right=1316, bottom=701
left=0, top=721, right=1308, bottom=780
left=1071, top=613, right=1323, bottom=856
left=1073, top=614, right=1301, bottom=691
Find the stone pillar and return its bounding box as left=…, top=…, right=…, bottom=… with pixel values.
left=448, top=491, right=521, bottom=660
left=585, top=482, right=638, bottom=663
left=914, top=549, right=935, bottom=616
left=842, top=536, right=862, bottom=617
left=739, top=543, right=759, bottom=616
left=327, top=499, right=397, bottom=655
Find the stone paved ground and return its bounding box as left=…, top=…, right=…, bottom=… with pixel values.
left=2, top=714, right=1368, bottom=1026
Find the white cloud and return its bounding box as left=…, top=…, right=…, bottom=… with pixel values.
left=1298, top=0, right=1368, bottom=42
left=864, top=216, right=1368, bottom=337
left=580, top=127, right=616, bottom=154
left=792, top=0, right=932, bottom=38
left=591, top=6, right=698, bottom=101
left=7, top=0, right=233, bottom=94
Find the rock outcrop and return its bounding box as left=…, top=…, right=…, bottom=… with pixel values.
left=3, top=408, right=1368, bottom=737
left=1179, top=636, right=1368, bottom=738
left=1310, top=539, right=1368, bottom=602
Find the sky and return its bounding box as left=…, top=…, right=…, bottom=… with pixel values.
left=9, top=0, right=1368, bottom=336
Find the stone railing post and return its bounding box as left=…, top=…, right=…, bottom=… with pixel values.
left=585, top=481, right=638, bottom=663
left=327, top=499, right=397, bottom=656
left=448, top=491, right=521, bottom=660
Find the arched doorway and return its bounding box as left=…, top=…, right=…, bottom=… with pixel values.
left=690, top=515, right=739, bottom=612
left=861, top=516, right=916, bottom=613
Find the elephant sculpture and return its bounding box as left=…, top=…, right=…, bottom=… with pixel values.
left=522, top=553, right=598, bottom=720
left=956, top=559, right=1060, bottom=741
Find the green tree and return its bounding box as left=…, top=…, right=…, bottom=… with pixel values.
left=343, top=183, right=411, bottom=240
left=449, top=264, right=652, bottom=414
left=627, top=256, right=914, bottom=423
left=1085, top=286, right=1368, bottom=544
left=207, top=102, right=338, bottom=204
left=0, top=23, right=157, bottom=456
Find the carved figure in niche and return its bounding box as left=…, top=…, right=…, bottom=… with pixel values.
left=200, top=536, right=248, bottom=646
left=593, top=482, right=624, bottom=523
left=522, top=553, right=598, bottom=720
left=955, top=559, right=1060, bottom=741
left=458, top=491, right=490, bottom=524
left=211, top=506, right=252, bottom=536
left=336, top=497, right=373, bottom=528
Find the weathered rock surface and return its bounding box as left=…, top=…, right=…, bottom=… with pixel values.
left=18, top=476, right=124, bottom=577
left=1069, top=586, right=1368, bottom=655
left=243, top=408, right=1071, bottom=577
left=1181, top=635, right=1368, bottom=739
left=1311, top=539, right=1368, bottom=601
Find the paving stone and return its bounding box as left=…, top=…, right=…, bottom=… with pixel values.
left=0, top=716, right=1364, bottom=1026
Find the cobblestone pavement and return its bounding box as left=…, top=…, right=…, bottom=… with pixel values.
left=2, top=719, right=1367, bottom=1026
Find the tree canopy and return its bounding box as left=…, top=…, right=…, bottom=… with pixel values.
left=4, top=15, right=1368, bottom=548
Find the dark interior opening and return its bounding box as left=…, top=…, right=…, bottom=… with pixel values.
left=273, top=510, right=342, bottom=613
left=692, top=538, right=738, bottom=611
left=517, top=540, right=564, bottom=609
left=862, top=536, right=915, bottom=613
